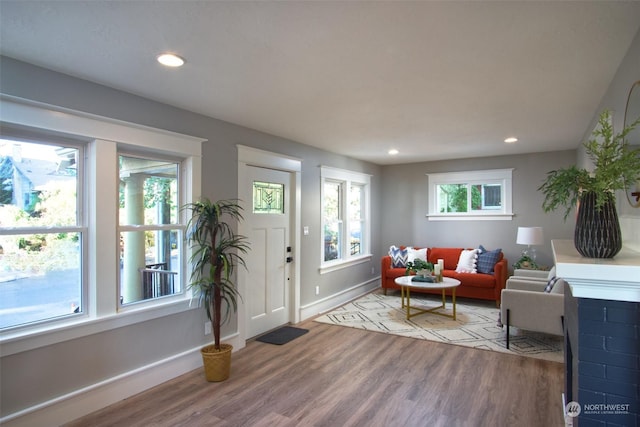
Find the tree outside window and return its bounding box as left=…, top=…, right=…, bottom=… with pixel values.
left=0, top=139, right=82, bottom=329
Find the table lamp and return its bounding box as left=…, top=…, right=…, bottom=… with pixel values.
left=516, top=226, right=544, bottom=262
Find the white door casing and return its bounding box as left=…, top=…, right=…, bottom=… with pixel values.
left=237, top=146, right=301, bottom=341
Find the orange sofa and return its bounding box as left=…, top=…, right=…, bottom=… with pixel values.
left=381, top=246, right=508, bottom=307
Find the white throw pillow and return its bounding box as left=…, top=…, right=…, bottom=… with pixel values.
left=456, top=249, right=478, bottom=273
left=406, top=247, right=427, bottom=264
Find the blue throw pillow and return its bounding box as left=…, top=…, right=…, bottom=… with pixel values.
left=477, top=245, right=501, bottom=274
left=389, top=245, right=408, bottom=268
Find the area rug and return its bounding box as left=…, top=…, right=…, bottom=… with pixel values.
left=256, top=326, right=309, bottom=345
left=314, top=291, right=563, bottom=363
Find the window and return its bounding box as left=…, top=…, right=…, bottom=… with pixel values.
left=0, top=139, right=83, bottom=329
left=119, top=155, right=181, bottom=305
left=320, top=166, right=371, bottom=272
left=253, top=181, right=284, bottom=214
left=0, top=98, right=202, bottom=346
left=427, top=169, right=513, bottom=220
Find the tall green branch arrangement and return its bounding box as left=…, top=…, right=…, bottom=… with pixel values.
left=538, top=110, right=640, bottom=220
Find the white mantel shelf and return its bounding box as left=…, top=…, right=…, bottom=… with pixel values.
left=552, top=239, right=640, bottom=302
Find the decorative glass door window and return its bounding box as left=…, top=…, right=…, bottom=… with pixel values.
left=253, top=181, right=284, bottom=214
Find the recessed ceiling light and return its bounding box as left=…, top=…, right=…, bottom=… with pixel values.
left=504, top=137, right=518, bottom=143
left=388, top=149, right=399, bottom=155
left=157, top=53, right=185, bottom=67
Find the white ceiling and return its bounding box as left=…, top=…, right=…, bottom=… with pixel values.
left=1, top=1, right=639, bottom=165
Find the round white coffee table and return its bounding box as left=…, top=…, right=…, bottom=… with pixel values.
left=394, top=275, right=462, bottom=320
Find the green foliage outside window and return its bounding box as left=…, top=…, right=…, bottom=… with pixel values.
left=439, top=184, right=481, bottom=213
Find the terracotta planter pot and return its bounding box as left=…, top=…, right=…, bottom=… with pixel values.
left=200, top=343, right=233, bottom=382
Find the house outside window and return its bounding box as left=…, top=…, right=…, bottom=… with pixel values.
left=0, top=98, right=202, bottom=342
left=320, top=166, right=371, bottom=273
left=427, top=169, right=513, bottom=220
left=0, top=139, right=83, bottom=329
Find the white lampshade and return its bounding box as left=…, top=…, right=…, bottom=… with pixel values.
left=516, top=226, right=544, bottom=246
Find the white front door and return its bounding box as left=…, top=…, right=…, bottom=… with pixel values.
left=242, top=165, right=292, bottom=337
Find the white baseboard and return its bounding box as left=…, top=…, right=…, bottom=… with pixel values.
left=299, top=277, right=379, bottom=320
left=1, top=333, right=245, bottom=427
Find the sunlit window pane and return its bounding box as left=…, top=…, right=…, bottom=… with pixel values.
left=323, top=181, right=341, bottom=262
left=1, top=141, right=78, bottom=226
left=0, top=232, right=82, bottom=329
left=1, top=139, right=82, bottom=329
left=118, top=155, right=182, bottom=305
left=437, top=184, right=467, bottom=213
left=119, top=156, right=178, bottom=226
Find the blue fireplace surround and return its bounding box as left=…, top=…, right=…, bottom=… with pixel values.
left=554, top=240, right=639, bottom=427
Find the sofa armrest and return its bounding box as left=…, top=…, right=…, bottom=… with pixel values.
left=493, top=258, right=508, bottom=291
left=381, top=255, right=392, bottom=273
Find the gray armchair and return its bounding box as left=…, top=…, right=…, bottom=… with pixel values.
left=500, top=274, right=565, bottom=349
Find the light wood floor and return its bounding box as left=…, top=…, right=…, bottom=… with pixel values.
left=65, top=319, right=565, bottom=427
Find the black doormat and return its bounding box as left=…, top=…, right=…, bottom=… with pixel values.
left=256, top=326, right=309, bottom=345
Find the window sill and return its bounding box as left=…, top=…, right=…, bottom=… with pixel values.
left=0, top=297, right=196, bottom=357
left=426, top=213, right=514, bottom=221
left=319, top=254, right=372, bottom=275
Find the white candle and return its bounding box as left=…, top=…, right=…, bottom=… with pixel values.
left=434, top=265, right=441, bottom=275
left=438, top=259, right=444, bottom=270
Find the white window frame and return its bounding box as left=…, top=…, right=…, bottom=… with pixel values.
left=0, top=97, right=203, bottom=356
left=427, top=169, right=514, bottom=221
left=320, top=166, right=371, bottom=274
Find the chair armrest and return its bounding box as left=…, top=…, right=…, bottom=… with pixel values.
left=506, top=277, right=548, bottom=292
left=513, top=269, right=549, bottom=280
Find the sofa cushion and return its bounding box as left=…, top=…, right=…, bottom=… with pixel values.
left=388, top=245, right=408, bottom=268
left=456, top=249, right=478, bottom=273
left=477, top=245, right=502, bottom=274
left=428, top=247, right=463, bottom=270
left=444, top=271, right=496, bottom=288
left=407, top=247, right=428, bottom=264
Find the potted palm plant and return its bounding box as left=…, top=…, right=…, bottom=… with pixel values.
left=184, top=198, right=249, bottom=381
left=538, top=110, right=640, bottom=258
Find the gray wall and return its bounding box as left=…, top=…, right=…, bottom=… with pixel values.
left=577, top=28, right=640, bottom=244
left=380, top=151, right=576, bottom=270
left=0, top=56, right=382, bottom=417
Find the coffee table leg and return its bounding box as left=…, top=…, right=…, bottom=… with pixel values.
left=452, top=288, right=456, bottom=320
left=406, top=287, right=411, bottom=320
